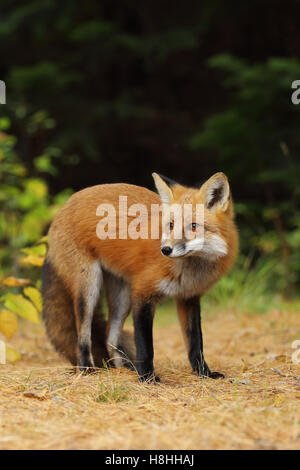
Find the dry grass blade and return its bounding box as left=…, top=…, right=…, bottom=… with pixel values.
left=0, top=309, right=299, bottom=450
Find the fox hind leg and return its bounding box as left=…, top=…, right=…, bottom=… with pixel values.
left=104, top=271, right=132, bottom=368
left=75, top=262, right=102, bottom=372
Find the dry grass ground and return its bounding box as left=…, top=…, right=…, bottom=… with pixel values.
left=0, top=307, right=299, bottom=450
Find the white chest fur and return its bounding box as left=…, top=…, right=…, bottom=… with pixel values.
left=157, top=258, right=218, bottom=299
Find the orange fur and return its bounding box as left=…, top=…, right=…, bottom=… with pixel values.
left=48, top=180, right=238, bottom=302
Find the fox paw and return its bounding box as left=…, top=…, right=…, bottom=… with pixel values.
left=207, top=371, right=225, bottom=379
left=198, top=370, right=225, bottom=379
left=138, top=373, right=160, bottom=384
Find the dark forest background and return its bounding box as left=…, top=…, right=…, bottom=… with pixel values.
left=0, top=0, right=300, bottom=300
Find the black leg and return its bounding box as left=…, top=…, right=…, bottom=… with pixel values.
left=176, top=296, right=224, bottom=379
left=78, top=343, right=94, bottom=373
left=133, top=300, right=159, bottom=383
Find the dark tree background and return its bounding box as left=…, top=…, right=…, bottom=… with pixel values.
left=0, top=0, right=300, bottom=294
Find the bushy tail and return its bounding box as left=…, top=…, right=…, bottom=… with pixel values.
left=42, top=259, right=135, bottom=368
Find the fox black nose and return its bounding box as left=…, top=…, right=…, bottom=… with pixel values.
left=161, top=246, right=173, bottom=256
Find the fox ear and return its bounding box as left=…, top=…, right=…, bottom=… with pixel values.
left=201, top=172, right=230, bottom=211
left=152, top=173, right=174, bottom=204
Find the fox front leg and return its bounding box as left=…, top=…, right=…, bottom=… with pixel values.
left=176, top=296, right=224, bottom=379
left=132, top=300, right=159, bottom=383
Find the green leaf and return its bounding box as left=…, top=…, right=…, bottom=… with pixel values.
left=21, top=253, right=45, bottom=267
left=21, top=243, right=47, bottom=256
left=23, top=287, right=42, bottom=313
left=3, top=293, right=39, bottom=324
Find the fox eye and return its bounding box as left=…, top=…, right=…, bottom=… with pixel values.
left=169, top=222, right=174, bottom=230
left=187, top=222, right=199, bottom=232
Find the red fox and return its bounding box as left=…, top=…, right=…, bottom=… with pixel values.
left=42, top=172, right=238, bottom=381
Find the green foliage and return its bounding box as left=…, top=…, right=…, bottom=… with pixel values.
left=202, top=256, right=281, bottom=315
left=0, top=244, right=45, bottom=361
left=0, top=121, right=72, bottom=278
left=189, top=55, right=300, bottom=176
left=0, top=121, right=71, bottom=360
left=189, top=55, right=300, bottom=295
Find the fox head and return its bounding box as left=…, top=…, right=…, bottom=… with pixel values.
left=152, top=172, right=237, bottom=260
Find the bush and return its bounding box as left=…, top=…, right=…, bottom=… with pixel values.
left=0, top=122, right=71, bottom=361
